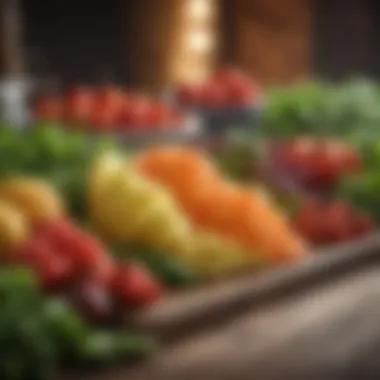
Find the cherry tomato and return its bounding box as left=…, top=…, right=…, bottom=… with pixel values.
left=126, top=97, right=154, bottom=129
left=63, top=87, right=94, bottom=125
left=96, top=85, right=124, bottom=110
left=89, top=104, right=119, bottom=131
left=145, top=103, right=173, bottom=129
left=34, top=97, right=61, bottom=122
left=111, top=265, right=162, bottom=308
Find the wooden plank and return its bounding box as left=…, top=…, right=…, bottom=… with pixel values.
left=121, top=264, right=380, bottom=380
left=129, top=234, right=380, bottom=343
left=62, top=251, right=380, bottom=380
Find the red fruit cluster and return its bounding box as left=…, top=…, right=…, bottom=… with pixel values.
left=12, top=219, right=162, bottom=320
left=34, top=86, right=185, bottom=132
left=271, top=138, right=362, bottom=192
left=177, top=67, right=262, bottom=108
left=293, top=200, right=374, bottom=246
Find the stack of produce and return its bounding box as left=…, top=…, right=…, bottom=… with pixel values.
left=34, top=85, right=186, bottom=132
left=0, top=177, right=163, bottom=316
left=292, top=199, right=374, bottom=246
left=176, top=66, right=262, bottom=109
left=132, top=146, right=307, bottom=264
left=88, top=152, right=259, bottom=279
left=264, top=138, right=362, bottom=194
left=0, top=266, right=157, bottom=379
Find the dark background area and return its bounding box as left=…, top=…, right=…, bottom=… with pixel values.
left=19, top=0, right=380, bottom=87
left=21, top=0, right=127, bottom=86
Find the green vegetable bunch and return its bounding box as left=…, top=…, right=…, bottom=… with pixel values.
left=262, top=79, right=380, bottom=138
left=0, top=266, right=157, bottom=380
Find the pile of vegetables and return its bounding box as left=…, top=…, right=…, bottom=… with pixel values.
left=262, top=79, right=380, bottom=137
left=34, top=86, right=187, bottom=132
left=0, top=266, right=156, bottom=380
left=1, top=72, right=380, bottom=379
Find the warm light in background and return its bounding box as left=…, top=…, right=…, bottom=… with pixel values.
left=187, top=31, right=214, bottom=54
left=186, top=0, right=213, bottom=21
left=169, top=0, right=218, bottom=84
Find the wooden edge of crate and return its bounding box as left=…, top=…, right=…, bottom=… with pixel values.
left=128, top=234, right=380, bottom=342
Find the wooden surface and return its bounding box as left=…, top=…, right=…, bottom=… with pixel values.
left=130, top=235, right=380, bottom=342
left=77, top=259, right=380, bottom=380
left=61, top=235, right=380, bottom=380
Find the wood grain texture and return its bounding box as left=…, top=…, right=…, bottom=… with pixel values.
left=60, top=234, right=380, bottom=380
left=129, top=234, right=380, bottom=342
left=62, top=259, right=380, bottom=380
left=221, top=0, right=312, bottom=86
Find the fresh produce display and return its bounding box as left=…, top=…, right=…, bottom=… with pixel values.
left=262, top=79, right=380, bottom=137
left=34, top=86, right=186, bottom=132
left=133, top=146, right=306, bottom=264
left=292, top=199, right=374, bottom=246
left=264, top=138, right=362, bottom=193
left=0, top=266, right=157, bottom=380
left=0, top=75, right=380, bottom=378
left=176, top=66, right=262, bottom=109
left=88, top=151, right=263, bottom=278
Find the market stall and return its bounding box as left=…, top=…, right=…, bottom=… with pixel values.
left=1, top=1, right=380, bottom=379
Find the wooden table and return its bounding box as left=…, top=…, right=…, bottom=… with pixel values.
left=64, top=236, right=380, bottom=380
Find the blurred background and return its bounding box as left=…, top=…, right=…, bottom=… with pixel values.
left=3, top=0, right=377, bottom=89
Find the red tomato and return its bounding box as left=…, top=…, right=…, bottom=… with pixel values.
left=293, top=199, right=326, bottom=244
left=199, top=82, right=228, bottom=108
left=351, top=213, right=373, bottom=237
left=34, top=97, right=61, bottom=121
left=15, top=237, right=53, bottom=266
left=310, top=141, right=346, bottom=189
left=322, top=202, right=353, bottom=242
left=63, top=87, right=94, bottom=125
left=111, top=265, right=162, bottom=308
left=145, top=103, right=173, bottom=129
left=177, top=84, right=201, bottom=106
left=96, top=86, right=124, bottom=109
left=225, top=81, right=254, bottom=107
left=340, top=148, right=362, bottom=173
left=89, top=105, right=119, bottom=131
left=213, top=67, right=247, bottom=85
left=34, top=254, right=73, bottom=291
left=126, top=97, right=155, bottom=129
left=40, top=219, right=79, bottom=251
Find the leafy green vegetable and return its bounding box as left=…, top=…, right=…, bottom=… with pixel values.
left=262, top=79, right=380, bottom=138
left=0, top=266, right=158, bottom=379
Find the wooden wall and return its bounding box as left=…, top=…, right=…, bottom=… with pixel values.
left=220, top=0, right=313, bottom=86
